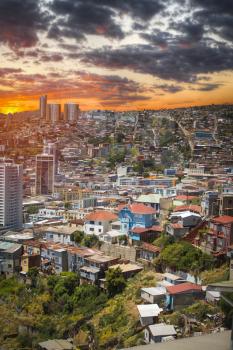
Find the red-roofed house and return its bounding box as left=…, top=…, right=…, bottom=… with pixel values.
left=84, top=210, right=118, bottom=236
left=200, top=215, right=233, bottom=256
left=118, top=203, right=160, bottom=244
left=165, top=282, right=204, bottom=310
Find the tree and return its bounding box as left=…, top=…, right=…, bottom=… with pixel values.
left=64, top=202, right=72, bottom=210
left=71, top=230, right=84, bottom=244
left=27, top=205, right=39, bottom=214
left=28, top=267, right=39, bottom=288
left=105, top=267, right=126, bottom=297
left=83, top=234, right=99, bottom=248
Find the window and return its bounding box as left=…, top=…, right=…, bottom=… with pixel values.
left=90, top=221, right=95, bottom=224
left=90, top=228, right=94, bottom=232
left=99, top=229, right=102, bottom=233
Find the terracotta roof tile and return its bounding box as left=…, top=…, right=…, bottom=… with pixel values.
left=166, top=282, right=202, bottom=295
left=212, top=216, right=233, bottom=225
left=85, top=211, right=118, bottom=222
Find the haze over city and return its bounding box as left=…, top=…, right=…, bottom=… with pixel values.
left=0, top=0, right=233, bottom=114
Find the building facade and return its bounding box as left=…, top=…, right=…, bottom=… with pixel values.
left=35, top=154, right=54, bottom=195
left=0, top=160, right=23, bottom=230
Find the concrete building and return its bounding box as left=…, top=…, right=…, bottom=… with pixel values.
left=46, top=103, right=61, bottom=124
left=64, top=103, right=80, bottom=123
left=0, top=160, right=23, bottom=231
left=39, top=95, right=47, bottom=119
left=35, top=154, right=54, bottom=195
left=0, top=241, right=23, bottom=276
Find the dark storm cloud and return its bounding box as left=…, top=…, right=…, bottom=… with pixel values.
left=79, top=42, right=233, bottom=82
left=48, top=1, right=125, bottom=41
left=191, top=0, right=233, bottom=42
left=0, top=0, right=51, bottom=50
left=48, top=0, right=164, bottom=42
left=154, top=84, right=184, bottom=93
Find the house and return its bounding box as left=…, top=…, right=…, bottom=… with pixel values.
left=136, top=194, right=161, bottom=213
left=118, top=203, right=157, bottom=234
left=201, top=215, right=233, bottom=256
left=138, top=242, right=161, bottom=262
left=161, top=272, right=186, bottom=286
left=144, top=323, right=176, bottom=343
left=166, top=222, right=189, bottom=238
left=38, top=339, right=74, bottom=350
left=109, top=262, right=143, bottom=279
left=44, top=225, right=78, bottom=245
left=0, top=241, right=23, bottom=276
left=67, top=246, right=97, bottom=272
left=141, top=287, right=166, bottom=304
left=201, top=191, right=219, bottom=217
left=84, top=211, right=118, bottom=236
left=21, top=253, right=41, bottom=273
left=41, top=242, right=68, bottom=273
left=219, top=192, right=233, bottom=216
left=80, top=253, right=119, bottom=284
left=137, top=304, right=163, bottom=326
left=169, top=211, right=201, bottom=228
left=165, top=282, right=204, bottom=311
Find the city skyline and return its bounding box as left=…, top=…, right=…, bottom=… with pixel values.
left=0, top=0, right=233, bottom=114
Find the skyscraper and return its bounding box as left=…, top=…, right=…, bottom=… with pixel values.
left=64, top=103, right=80, bottom=123
left=43, top=142, right=59, bottom=175
left=46, top=104, right=61, bottom=124
left=39, top=95, right=47, bottom=119
left=0, top=159, right=23, bottom=231
left=35, top=154, right=54, bottom=195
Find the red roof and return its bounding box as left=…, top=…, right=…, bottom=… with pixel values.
left=142, top=242, right=161, bottom=253
left=171, top=223, right=183, bottom=229
left=118, top=203, right=156, bottom=215
left=212, top=216, right=233, bottom=225
left=174, top=205, right=201, bottom=214
left=85, top=211, right=118, bottom=222
left=166, top=282, right=202, bottom=295
left=131, top=225, right=162, bottom=234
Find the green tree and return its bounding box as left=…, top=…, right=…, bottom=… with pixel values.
left=106, top=267, right=126, bottom=297
left=28, top=267, right=39, bottom=288
left=83, top=234, right=99, bottom=248
left=64, top=202, right=72, bottom=210
left=27, top=205, right=39, bottom=214
left=71, top=230, right=85, bottom=244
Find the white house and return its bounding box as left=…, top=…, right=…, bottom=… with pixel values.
left=44, top=225, right=77, bottom=245
left=137, top=304, right=163, bottom=326
left=144, top=323, right=176, bottom=343
left=141, top=287, right=166, bottom=304
left=84, top=211, right=118, bottom=236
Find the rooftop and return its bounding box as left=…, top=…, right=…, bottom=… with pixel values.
left=85, top=210, right=118, bottom=222
left=137, top=304, right=163, bottom=318
left=166, top=282, right=202, bottom=295
left=120, top=331, right=230, bottom=350
left=148, top=323, right=177, bottom=337
left=212, top=215, right=233, bottom=225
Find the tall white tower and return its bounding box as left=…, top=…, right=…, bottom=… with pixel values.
left=0, top=159, right=23, bottom=230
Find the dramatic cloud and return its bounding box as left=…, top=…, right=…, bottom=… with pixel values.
left=0, top=0, right=50, bottom=50
left=154, top=84, right=184, bottom=93
left=0, top=70, right=150, bottom=106
left=79, top=42, right=233, bottom=82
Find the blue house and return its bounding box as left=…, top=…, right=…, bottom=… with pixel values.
left=118, top=203, right=161, bottom=244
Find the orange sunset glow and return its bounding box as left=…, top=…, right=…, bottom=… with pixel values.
left=0, top=0, right=233, bottom=113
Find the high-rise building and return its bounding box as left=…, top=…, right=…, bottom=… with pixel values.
left=35, top=154, right=54, bottom=195
left=39, top=95, right=47, bottom=119
left=0, top=159, right=23, bottom=230
left=64, top=103, right=80, bottom=123
left=46, top=104, right=61, bottom=124
left=43, top=142, right=59, bottom=175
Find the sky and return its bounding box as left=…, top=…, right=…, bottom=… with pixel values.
left=0, top=0, right=233, bottom=113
